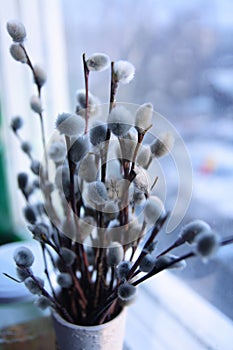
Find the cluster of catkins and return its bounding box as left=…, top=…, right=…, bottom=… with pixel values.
left=6, top=20, right=225, bottom=326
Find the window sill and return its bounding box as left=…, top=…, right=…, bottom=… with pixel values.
left=125, top=271, right=233, bottom=350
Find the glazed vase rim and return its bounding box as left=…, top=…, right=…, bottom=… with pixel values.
left=52, top=307, right=126, bottom=331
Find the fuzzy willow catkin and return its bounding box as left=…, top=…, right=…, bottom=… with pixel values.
left=7, top=20, right=26, bottom=42
left=10, top=44, right=27, bottom=62
left=56, top=113, right=85, bottom=137
left=86, top=53, right=110, bottom=72
left=179, top=219, right=211, bottom=244
left=108, top=106, right=133, bottom=136
left=14, top=247, right=34, bottom=268
left=114, top=60, right=135, bottom=84
left=24, top=276, right=44, bottom=295
left=11, top=116, right=23, bottom=131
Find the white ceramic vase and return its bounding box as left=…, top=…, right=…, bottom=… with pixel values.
left=52, top=308, right=127, bottom=350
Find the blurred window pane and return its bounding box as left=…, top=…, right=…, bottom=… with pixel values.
left=61, top=0, right=233, bottom=320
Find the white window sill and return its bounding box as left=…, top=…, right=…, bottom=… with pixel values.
left=125, top=271, right=233, bottom=350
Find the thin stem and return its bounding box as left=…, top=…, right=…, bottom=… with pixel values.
left=99, top=299, right=118, bottom=325
left=39, top=113, right=49, bottom=180
left=51, top=225, right=62, bottom=250
left=65, top=137, right=92, bottom=284
left=19, top=44, right=41, bottom=96
left=19, top=44, right=49, bottom=179
left=101, top=129, right=111, bottom=183
left=220, top=236, right=233, bottom=246
left=101, top=61, right=118, bottom=183
left=41, top=243, right=57, bottom=300
left=109, top=266, right=115, bottom=292
left=14, top=131, right=33, bottom=162
left=82, top=53, right=90, bottom=134
left=150, top=176, right=159, bottom=191
left=156, top=239, right=184, bottom=258
left=44, top=240, right=88, bottom=307
left=26, top=269, right=74, bottom=323
left=13, top=130, right=58, bottom=225
left=127, top=214, right=168, bottom=280
left=131, top=132, right=144, bottom=173
left=3, top=273, right=21, bottom=283
left=132, top=252, right=195, bottom=286
left=129, top=221, right=147, bottom=262
left=109, top=62, right=118, bottom=113
left=14, top=130, right=23, bottom=142
left=131, top=269, right=141, bottom=279
left=94, top=223, right=106, bottom=308
left=92, top=291, right=118, bottom=324
left=65, top=136, right=76, bottom=214
left=130, top=124, right=152, bottom=174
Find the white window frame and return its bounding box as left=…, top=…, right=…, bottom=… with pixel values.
left=125, top=271, right=233, bottom=350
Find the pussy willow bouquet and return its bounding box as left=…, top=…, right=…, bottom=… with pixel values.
left=5, top=20, right=233, bottom=326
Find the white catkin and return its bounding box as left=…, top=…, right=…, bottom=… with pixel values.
left=61, top=217, right=76, bottom=239
left=76, top=217, right=95, bottom=242
left=21, top=141, right=32, bottom=154
left=166, top=255, right=187, bottom=270
left=14, top=247, right=34, bottom=267
left=48, top=141, right=67, bottom=163
left=107, top=242, right=124, bottom=266
left=34, top=296, right=51, bottom=310
left=116, top=138, right=137, bottom=162
left=16, top=267, right=31, bottom=281
left=17, top=172, right=28, bottom=190
left=114, top=60, right=135, bottom=84
left=69, top=136, right=89, bottom=163
left=56, top=113, right=85, bottom=137
left=86, top=181, right=108, bottom=207
left=30, top=95, right=42, bottom=114
left=135, top=103, right=153, bottom=132
left=24, top=277, right=44, bottom=295
left=127, top=220, right=143, bottom=244
left=33, top=65, right=47, bottom=87
left=180, top=220, right=211, bottom=244
left=154, top=256, right=172, bottom=271
left=150, top=132, right=174, bottom=158
left=89, top=122, right=107, bottom=146
left=9, top=44, right=27, bottom=63
left=7, top=20, right=26, bottom=42
left=144, top=196, right=165, bottom=225
left=140, top=254, right=156, bottom=272
left=132, top=189, right=145, bottom=206
left=11, top=116, right=23, bottom=131
left=104, top=201, right=119, bottom=220
left=78, top=153, right=98, bottom=182
left=23, top=205, right=37, bottom=223
left=57, top=273, right=73, bottom=288
left=194, top=231, right=220, bottom=259
left=30, top=160, right=41, bottom=175
left=117, top=261, right=131, bottom=280
left=105, top=158, right=121, bottom=182
left=133, top=167, right=151, bottom=195
left=28, top=223, right=51, bottom=242
left=76, top=89, right=100, bottom=118
left=86, top=53, right=110, bottom=72
left=60, top=247, right=76, bottom=266
left=117, top=282, right=137, bottom=305
left=108, top=105, right=134, bottom=136
left=136, top=145, right=151, bottom=168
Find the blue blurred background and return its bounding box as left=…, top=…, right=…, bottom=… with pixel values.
left=0, top=0, right=233, bottom=320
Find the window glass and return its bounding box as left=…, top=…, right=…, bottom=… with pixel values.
left=61, top=0, right=233, bottom=319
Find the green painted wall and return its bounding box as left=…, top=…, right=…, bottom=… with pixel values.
left=0, top=105, right=20, bottom=244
